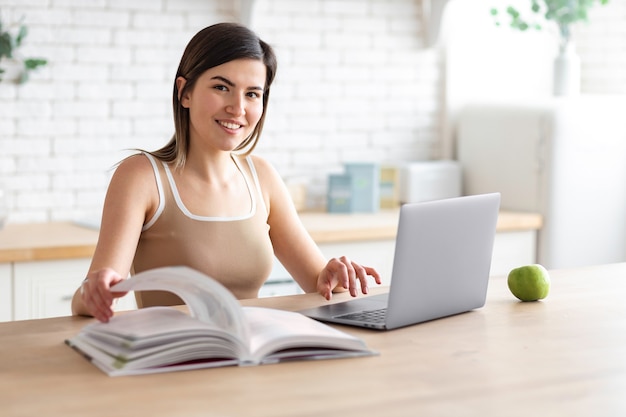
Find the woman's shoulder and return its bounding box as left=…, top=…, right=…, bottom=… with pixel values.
left=116, top=153, right=157, bottom=175
left=107, top=153, right=160, bottom=207
left=111, top=153, right=161, bottom=189
left=246, top=154, right=278, bottom=175
left=245, top=154, right=283, bottom=185
left=244, top=154, right=291, bottom=208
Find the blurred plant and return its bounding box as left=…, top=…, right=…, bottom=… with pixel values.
left=491, top=0, right=610, bottom=48
left=0, top=15, right=47, bottom=83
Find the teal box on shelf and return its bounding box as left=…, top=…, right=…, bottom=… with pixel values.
left=345, top=162, right=379, bottom=213
left=327, top=174, right=352, bottom=213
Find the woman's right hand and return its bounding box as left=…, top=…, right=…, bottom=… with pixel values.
left=78, top=268, right=127, bottom=323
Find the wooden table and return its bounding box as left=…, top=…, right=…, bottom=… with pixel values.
left=3, top=263, right=624, bottom=417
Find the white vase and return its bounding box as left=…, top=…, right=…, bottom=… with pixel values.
left=553, top=41, right=581, bottom=96
left=0, top=58, right=25, bottom=83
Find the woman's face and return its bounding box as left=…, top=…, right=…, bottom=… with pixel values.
left=178, top=58, right=266, bottom=153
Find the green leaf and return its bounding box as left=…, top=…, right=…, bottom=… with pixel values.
left=15, top=25, right=28, bottom=48
left=492, top=0, right=610, bottom=33
left=24, top=58, right=47, bottom=70
left=531, top=1, right=541, bottom=13
left=506, top=6, right=520, bottom=18
left=0, top=15, right=49, bottom=84
left=0, top=32, right=13, bottom=58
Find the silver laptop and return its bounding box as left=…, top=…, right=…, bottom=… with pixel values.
left=299, top=193, right=501, bottom=330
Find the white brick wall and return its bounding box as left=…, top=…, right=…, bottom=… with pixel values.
left=0, top=0, right=622, bottom=223
left=573, top=0, right=626, bottom=94
left=1, top=0, right=233, bottom=222
left=252, top=0, right=440, bottom=206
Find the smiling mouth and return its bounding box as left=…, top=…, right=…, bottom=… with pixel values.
left=218, top=121, right=242, bottom=130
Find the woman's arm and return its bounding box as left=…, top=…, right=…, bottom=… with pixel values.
left=71, top=154, right=159, bottom=321
left=254, top=156, right=380, bottom=299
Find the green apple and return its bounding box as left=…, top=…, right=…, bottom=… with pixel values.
left=507, top=264, right=550, bottom=302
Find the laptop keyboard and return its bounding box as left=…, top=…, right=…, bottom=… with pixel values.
left=334, top=308, right=387, bottom=324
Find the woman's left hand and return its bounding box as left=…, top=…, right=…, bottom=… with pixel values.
left=317, top=257, right=381, bottom=300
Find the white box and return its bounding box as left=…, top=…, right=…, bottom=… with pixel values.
left=399, top=160, right=462, bottom=204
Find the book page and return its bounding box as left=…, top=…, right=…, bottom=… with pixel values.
left=83, top=307, right=243, bottom=350
left=242, top=307, right=370, bottom=363
left=112, top=266, right=250, bottom=344
left=69, top=307, right=248, bottom=374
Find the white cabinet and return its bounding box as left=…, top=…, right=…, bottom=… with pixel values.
left=490, top=231, right=537, bottom=277
left=8, top=259, right=136, bottom=322
left=13, top=259, right=91, bottom=320
left=0, top=264, right=12, bottom=322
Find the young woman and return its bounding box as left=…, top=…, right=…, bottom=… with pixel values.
left=72, top=23, right=380, bottom=323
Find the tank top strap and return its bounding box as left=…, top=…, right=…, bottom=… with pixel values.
left=141, top=152, right=171, bottom=231
left=237, top=154, right=268, bottom=217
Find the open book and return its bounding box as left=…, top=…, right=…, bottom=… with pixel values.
left=65, top=266, right=376, bottom=376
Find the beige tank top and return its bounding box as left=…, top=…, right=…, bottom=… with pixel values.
left=132, top=153, right=275, bottom=307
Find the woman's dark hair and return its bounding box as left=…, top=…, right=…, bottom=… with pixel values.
left=148, top=23, right=277, bottom=169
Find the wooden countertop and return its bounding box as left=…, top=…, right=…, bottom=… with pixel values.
left=301, top=209, right=542, bottom=242
left=0, top=210, right=542, bottom=263
left=2, top=262, right=625, bottom=416
left=0, top=222, right=100, bottom=263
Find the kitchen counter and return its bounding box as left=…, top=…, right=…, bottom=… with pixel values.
left=0, top=210, right=542, bottom=264
left=0, top=222, right=99, bottom=263
left=301, top=210, right=542, bottom=242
